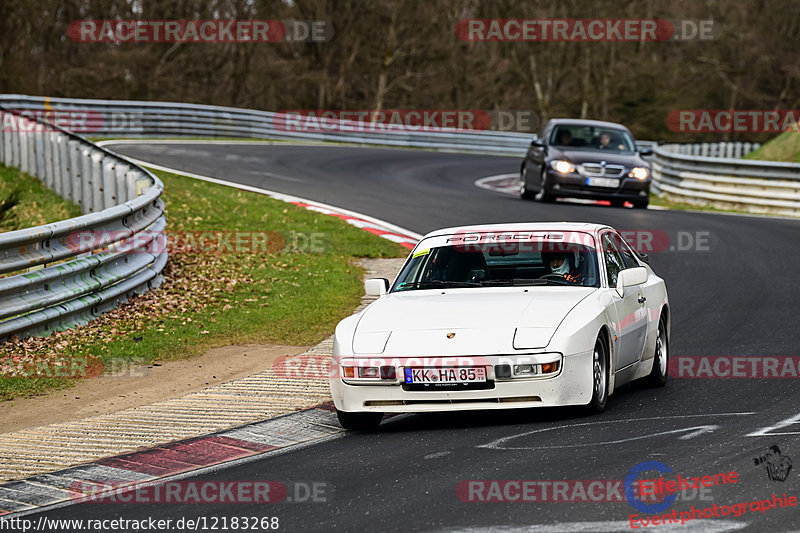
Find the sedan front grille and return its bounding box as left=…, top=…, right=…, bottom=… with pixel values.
left=579, top=163, right=626, bottom=178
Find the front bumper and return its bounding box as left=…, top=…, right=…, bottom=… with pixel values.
left=330, top=351, right=593, bottom=413
left=547, top=169, right=650, bottom=201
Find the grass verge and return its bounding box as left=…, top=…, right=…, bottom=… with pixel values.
left=647, top=192, right=744, bottom=215
left=1, top=168, right=407, bottom=400
left=0, top=163, right=82, bottom=231
left=743, top=130, right=800, bottom=163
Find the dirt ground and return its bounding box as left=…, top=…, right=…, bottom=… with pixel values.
left=0, top=343, right=309, bottom=433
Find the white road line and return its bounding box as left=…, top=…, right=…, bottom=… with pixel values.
left=424, top=451, right=452, bottom=459
left=746, top=412, right=800, bottom=437
left=475, top=173, right=519, bottom=194
left=478, top=413, right=756, bottom=451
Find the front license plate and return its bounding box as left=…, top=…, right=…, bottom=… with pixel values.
left=404, top=367, right=487, bottom=384
left=586, top=177, right=619, bottom=188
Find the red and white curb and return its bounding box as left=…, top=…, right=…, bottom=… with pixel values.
left=0, top=405, right=343, bottom=515
left=95, top=142, right=422, bottom=250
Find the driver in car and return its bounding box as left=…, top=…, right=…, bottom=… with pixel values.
left=598, top=132, right=625, bottom=151
left=542, top=251, right=583, bottom=284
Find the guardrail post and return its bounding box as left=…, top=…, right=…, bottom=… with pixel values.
left=19, top=130, right=30, bottom=173
left=67, top=139, right=81, bottom=209
left=102, top=159, right=116, bottom=209
left=89, top=150, right=104, bottom=213
left=115, top=163, right=130, bottom=203
left=55, top=134, right=68, bottom=198
left=80, top=146, right=93, bottom=213
left=34, top=130, right=46, bottom=180
left=0, top=112, right=5, bottom=165
left=42, top=131, right=55, bottom=189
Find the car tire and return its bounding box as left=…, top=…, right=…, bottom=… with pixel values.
left=633, top=199, right=649, bottom=209
left=535, top=167, right=555, bottom=203
left=520, top=165, right=536, bottom=200
left=336, top=409, right=383, bottom=431
left=610, top=200, right=625, bottom=208
left=586, top=335, right=609, bottom=413
left=643, top=315, right=668, bottom=387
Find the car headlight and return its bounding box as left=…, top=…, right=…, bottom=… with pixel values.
left=629, top=167, right=649, bottom=180
left=551, top=160, right=575, bottom=174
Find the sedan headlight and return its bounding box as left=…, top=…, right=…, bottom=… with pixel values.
left=629, top=167, right=649, bottom=180
left=550, top=160, right=575, bottom=174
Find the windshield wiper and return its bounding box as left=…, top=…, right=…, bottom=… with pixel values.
left=481, top=279, right=548, bottom=286
left=395, top=280, right=482, bottom=290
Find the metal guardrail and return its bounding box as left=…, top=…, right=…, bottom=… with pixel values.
left=0, top=105, right=167, bottom=342
left=652, top=144, right=800, bottom=216
left=659, top=141, right=761, bottom=158
left=0, top=95, right=535, bottom=157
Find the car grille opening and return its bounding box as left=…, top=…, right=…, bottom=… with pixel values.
left=579, top=163, right=626, bottom=178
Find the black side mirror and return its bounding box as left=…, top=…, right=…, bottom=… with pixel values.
left=638, top=146, right=653, bottom=156
left=638, top=253, right=650, bottom=264
left=530, top=137, right=543, bottom=147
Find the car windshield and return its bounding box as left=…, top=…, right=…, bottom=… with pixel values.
left=550, top=124, right=636, bottom=153
left=392, top=242, right=600, bottom=291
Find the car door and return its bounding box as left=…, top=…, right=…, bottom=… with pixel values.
left=602, top=233, right=648, bottom=370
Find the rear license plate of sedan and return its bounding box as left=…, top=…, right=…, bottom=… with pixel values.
left=586, top=177, right=619, bottom=188
left=404, top=367, right=487, bottom=384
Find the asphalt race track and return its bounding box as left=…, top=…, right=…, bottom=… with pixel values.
left=32, top=142, right=800, bottom=532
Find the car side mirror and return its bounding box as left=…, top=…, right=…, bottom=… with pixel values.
left=365, top=278, right=390, bottom=296
left=638, top=252, right=650, bottom=264
left=638, top=146, right=653, bottom=156
left=530, top=137, right=543, bottom=147
left=615, top=267, right=648, bottom=296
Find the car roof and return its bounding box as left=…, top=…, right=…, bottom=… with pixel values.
left=421, top=222, right=613, bottom=239
left=547, top=118, right=632, bottom=131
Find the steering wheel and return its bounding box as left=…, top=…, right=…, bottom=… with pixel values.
left=540, top=273, right=579, bottom=285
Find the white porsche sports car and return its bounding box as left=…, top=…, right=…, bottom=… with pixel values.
left=330, top=223, right=670, bottom=430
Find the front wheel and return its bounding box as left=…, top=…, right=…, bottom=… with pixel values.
left=535, top=167, right=555, bottom=203
left=336, top=409, right=383, bottom=431
left=520, top=165, right=536, bottom=200
left=586, top=335, right=609, bottom=413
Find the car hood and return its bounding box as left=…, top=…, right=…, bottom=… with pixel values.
left=553, top=148, right=646, bottom=167
left=353, top=287, right=596, bottom=355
